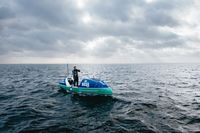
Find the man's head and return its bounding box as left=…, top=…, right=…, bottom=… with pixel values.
left=74, top=66, right=76, bottom=69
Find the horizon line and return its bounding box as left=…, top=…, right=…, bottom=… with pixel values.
left=0, top=62, right=200, bottom=65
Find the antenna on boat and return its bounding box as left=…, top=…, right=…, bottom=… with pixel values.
left=66, top=64, right=69, bottom=76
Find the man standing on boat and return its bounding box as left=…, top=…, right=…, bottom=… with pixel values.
left=72, top=66, right=80, bottom=86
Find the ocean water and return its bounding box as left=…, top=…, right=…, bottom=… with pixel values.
left=0, top=64, right=200, bottom=133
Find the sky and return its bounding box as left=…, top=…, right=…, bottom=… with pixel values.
left=0, top=0, right=200, bottom=64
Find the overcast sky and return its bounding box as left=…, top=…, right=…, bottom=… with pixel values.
left=0, top=0, right=200, bottom=63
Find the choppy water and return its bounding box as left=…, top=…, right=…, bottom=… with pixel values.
left=0, top=64, right=200, bottom=133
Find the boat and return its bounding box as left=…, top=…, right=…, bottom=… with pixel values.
left=59, top=77, right=112, bottom=96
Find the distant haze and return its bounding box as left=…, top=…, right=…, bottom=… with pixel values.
left=0, top=0, right=200, bottom=64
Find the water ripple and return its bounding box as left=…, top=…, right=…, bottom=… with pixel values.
left=0, top=64, right=200, bottom=132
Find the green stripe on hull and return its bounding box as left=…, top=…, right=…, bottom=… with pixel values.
left=59, top=84, right=112, bottom=96
left=59, top=84, right=71, bottom=91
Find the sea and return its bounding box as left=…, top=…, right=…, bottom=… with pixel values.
left=0, top=64, right=200, bottom=133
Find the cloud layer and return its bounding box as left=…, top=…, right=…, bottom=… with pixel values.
left=0, top=0, right=200, bottom=63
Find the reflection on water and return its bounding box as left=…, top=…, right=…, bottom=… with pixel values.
left=0, top=64, right=200, bottom=132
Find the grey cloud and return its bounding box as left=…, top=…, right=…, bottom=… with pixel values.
left=0, top=0, right=199, bottom=63
left=142, top=0, right=192, bottom=27
left=144, top=11, right=178, bottom=27
left=87, top=0, right=140, bottom=22
left=134, top=38, right=185, bottom=49
left=81, top=0, right=183, bottom=43
left=15, top=0, right=78, bottom=26
left=90, top=37, right=122, bottom=58
left=0, top=6, right=15, bottom=19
